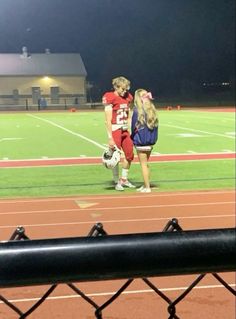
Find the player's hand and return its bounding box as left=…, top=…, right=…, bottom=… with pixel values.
left=108, top=138, right=115, bottom=148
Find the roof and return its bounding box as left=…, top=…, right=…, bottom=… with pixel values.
left=0, top=53, right=87, bottom=76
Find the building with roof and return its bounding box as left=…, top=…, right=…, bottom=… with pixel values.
left=0, top=48, right=88, bottom=109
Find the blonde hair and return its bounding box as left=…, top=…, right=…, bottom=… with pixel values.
left=134, top=89, right=158, bottom=130
left=112, top=76, right=130, bottom=90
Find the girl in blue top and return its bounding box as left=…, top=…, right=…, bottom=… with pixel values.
left=131, top=89, right=159, bottom=193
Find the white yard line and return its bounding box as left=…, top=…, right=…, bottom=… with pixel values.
left=0, top=138, right=24, bottom=142
left=162, top=123, right=235, bottom=139
left=27, top=114, right=106, bottom=150
left=165, top=111, right=235, bottom=122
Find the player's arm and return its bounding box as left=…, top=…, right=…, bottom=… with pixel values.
left=104, top=104, right=115, bottom=148
left=127, top=109, right=132, bottom=130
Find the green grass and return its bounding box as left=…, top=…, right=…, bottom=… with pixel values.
left=0, top=159, right=235, bottom=198
left=0, top=110, right=235, bottom=198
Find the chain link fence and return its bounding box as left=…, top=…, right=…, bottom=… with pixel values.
left=0, top=219, right=235, bottom=319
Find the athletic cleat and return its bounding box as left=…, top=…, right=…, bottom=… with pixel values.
left=137, top=185, right=145, bottom=191
left=115, top=183, right=124, bottom=191
left=120, top=178, right=136, bottom=188
left=140, top=187, right=151, bottom=193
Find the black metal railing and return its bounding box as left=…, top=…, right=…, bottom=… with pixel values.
left=0, top=220, right=235, bottom=319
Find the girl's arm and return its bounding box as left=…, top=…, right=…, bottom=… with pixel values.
left=131, top=107, right=138, bottom=138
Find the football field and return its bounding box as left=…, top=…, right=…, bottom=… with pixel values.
left=0, top=108, right=235, bottom=197
left=0, top=108, right=235, bottom=319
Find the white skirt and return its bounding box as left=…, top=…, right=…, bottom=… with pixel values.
left=135, top=145, right=153, bottom=152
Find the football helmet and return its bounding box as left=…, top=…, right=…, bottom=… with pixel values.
left=102, top=146, right=121, bottom=169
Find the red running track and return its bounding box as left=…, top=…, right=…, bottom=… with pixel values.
left=0, top=190, right=235, bottom=318
left=0, top=152, right=235, bottom=167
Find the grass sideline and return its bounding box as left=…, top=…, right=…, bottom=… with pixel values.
left=0, top=159, right=235, bottom=198
left=0, top=110, right=235, bottom=198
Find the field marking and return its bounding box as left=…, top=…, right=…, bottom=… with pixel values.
left=0, top=190, right=234, bottom=204
left=163, top=123, right=235, bottom=139
left=174, top=133, right=207, bottom=138
left=0, top=157, right=234, bottom=168
left=1, top=283, right=235, bottom=304
left=0, top=214, right=234, bottom=229
left=27, top=114, right=106, bottom=150
left=0, top=201, right=234, bottom=216
left=0, top=137, right=23, bottom=142
left=1, top=151, right=234, bottom=161
left=0, top=152, right=235, bottom=168
left=165, top=112, right=236, bottom=122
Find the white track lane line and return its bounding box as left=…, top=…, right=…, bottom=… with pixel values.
left=0, top=201, right=235, bottom=216
left=1, top=283, right=235, bottom=304
left=0, top=190, right=234, bottom=204
left=0, top=214, right=234, bottom=229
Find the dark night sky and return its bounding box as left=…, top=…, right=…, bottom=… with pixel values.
left=0, top=0, right=235, bottom=95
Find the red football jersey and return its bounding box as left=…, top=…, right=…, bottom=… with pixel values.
left=103, top=91, right=133, bottom=125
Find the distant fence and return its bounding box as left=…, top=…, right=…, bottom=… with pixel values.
left=0, top=219, right=235, bottom=319
left=0, top=95, right=235, bottom=112
left=0, top=97, right=103, bottom=111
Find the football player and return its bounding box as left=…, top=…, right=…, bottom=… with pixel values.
left=102, top=76, right=135, bottom=191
